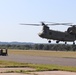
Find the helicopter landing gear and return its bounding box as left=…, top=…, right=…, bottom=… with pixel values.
left=65, top=42, right=67, bottom=44
left=73, top=41, right=75, bottom=45
left=56, top=40, right=59, bottom=43
left=48, top=40, right=51, bottom=43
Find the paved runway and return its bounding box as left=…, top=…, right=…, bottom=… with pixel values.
left=0, top=54, right=76, bottom=66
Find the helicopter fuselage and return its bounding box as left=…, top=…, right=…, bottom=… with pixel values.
left=38, top=27, right=76, bottom=42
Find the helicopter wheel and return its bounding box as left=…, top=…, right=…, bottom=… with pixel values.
left=48, top=40, right=51, bottom=43
left=73, top=42, right=75, bottom=45
left=65, top=42, right=67, bottom=44
left=56, top=40, right=59, bottom=43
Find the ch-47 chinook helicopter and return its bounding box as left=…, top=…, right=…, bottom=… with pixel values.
left=20, top=22, right=76, bottom=45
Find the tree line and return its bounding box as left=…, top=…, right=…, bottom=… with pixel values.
left=0, top=44, right=76, bottom=51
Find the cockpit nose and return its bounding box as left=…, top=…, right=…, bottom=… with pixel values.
left=38, top=33, right=44, bottom=38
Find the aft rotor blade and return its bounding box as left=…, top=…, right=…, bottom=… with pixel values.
left=20, top=23, right=40, bottom=26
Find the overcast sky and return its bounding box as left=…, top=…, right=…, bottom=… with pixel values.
left=0, top=0, right=76, bottom=43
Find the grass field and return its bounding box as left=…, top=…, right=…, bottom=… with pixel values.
left=0, top=60, right=76, bottom=72
left=8, top=49, right=76, bottom=58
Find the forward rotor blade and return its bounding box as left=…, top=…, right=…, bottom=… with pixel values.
left=20, top=22, right=73, bottom=26
left=41, top=21, right=73, bottom=26
left=40, top=21, right=56, bottom=24
left=20, top=23, right=40, bottom=26
left=47, top=23, right=73, bottom=26
left=42, top=21, right=72, bottom=24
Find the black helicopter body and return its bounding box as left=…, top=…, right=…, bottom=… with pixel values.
left=38, top=25, right=76, bottom=44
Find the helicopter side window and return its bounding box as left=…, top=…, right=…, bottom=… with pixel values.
left=49, top=32, right=52, bottom=35
left=65, top=34, right=68, bottom=37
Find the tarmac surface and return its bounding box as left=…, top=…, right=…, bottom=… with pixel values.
left=0, top=54, right=76, bottom=66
